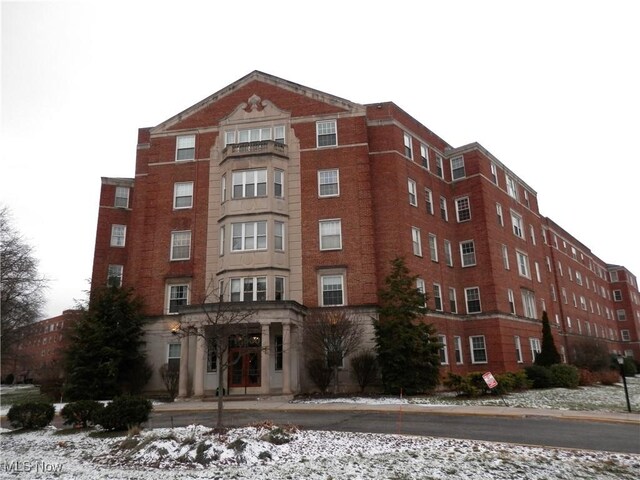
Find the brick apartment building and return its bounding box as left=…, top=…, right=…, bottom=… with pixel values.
left=90, top=71, right=639, bottom=397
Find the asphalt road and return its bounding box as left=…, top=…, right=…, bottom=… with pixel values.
left=146, top=409, right=640, bottom=454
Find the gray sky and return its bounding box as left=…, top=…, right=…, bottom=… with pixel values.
left=2, top=0, right=639, bottom=318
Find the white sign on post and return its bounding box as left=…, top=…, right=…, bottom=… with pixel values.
left=482, top=371, right=498, bottom=389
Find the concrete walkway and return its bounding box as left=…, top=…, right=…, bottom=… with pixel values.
left=153, top=397, right=640, bottom=425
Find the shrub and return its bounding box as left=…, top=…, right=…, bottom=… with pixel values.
left=578, top=369, right=597, bottom=386
left=550, top=364, right=580, bottom=388
left=570, top=338, right=611, bottom=372
left=597, top=369, right=620, bottom=386
left=4, top=373, right=15, bottom=384
left=159, top=363, right=179, bottom=401
left=350, top=350, right=379, bottom=393
left=96, top=395, right=153, bottom=431
left=305, top=358, right=333, bottom=394
left=7, top=401, right=55, bottom=429
left=524, top=365, right=554, bottom=389
left=60, top=400, right=105, bottom=428
left=621, top=357, right=637, bottom=377
left=444, top=372, right=482, bottom=397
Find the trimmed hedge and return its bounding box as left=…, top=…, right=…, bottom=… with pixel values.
left=61, top=400, right=105, bottom=428
left=7, top=401, right=55, bottom=429
left=524, top=365, right=554, bottom=389
left=96, top=395, right=153, bottom=431
left=550, top=364, right=580, bottom=388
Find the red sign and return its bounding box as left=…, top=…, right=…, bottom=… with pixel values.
left=483, top=371, right=498, bottom=389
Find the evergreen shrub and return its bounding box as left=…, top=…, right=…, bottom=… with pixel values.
left=61, top=400, right=105, bottom=428
left=524, top=365, right=554, bottom=389
left=550, top=364, right=580, bottom=388
left=96, top=395, right=152, bottom=431
left=7, top=401, right=55, bottom=429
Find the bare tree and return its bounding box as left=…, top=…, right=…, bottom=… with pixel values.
left=303, top=309, right=363, bottom=394
left=172, top=279, right=256, bottom=430
left=1, top=206, right=48, bottom=379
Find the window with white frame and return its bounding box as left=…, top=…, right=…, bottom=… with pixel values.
left=524, top=190, right=530, bottom=208
left=111, top=225, right=126, bottom=247
left=451, top=156, right=465, bottom=180
left=535, top=262, right=541, bottom=283
left=508, top=288, right=516, bottom=314
left=449, top=287, right=457, bottom=313
left=580, top=295, right=587, bottom=311
left=613, top=290, right=623, bottom=301
left=317, top=120, right=337, bottom=147
left=511, top=211, right=524, bottom=238
left=621, top=330, right=631, bottom=341
left=219, top=226, right=225, bottom=256
left=107, top=264, right=123, bottom=287
left=429, top=234, right=438, bottom=262
left=225, top=126, right=283, bottom=145
left=174, top=182, right=194, bottom=209
left=319, top=219, right=342, bottom=250
left=275, top=277, right=285, bottom=301
left=318, top=169, right=339, bottom=197
left=321, top=274, right=344, bottom=306
left=454, top=336, right=463, bottom=363
left=425, top=188, right=434, bottom=215
left=403, top=132, right=413, bottom=159
left=506, top=174, right=518, bottom=199
left=530, top=338, right=541, bottom=362
left=232, top=169, right=267, bottom=198
left=610, top=270, right=619, bottom=282
left=490, top=163, right=498, bottom=184
left=176, top=134, right=195, bottom=161
left=435, top=155, right=443, bottom=178
left=408, top=179, right=417, bottom=206
left=460, top=240, right=476, bottom=267
left=274, top=221, right=284, bottom=251
left=170, top=231, right=191, bottom=260
left=521, top=289, right=537, bottom=319
left=444, top=239, right=453, bottom=267
left=470, top=336, right=487, bottom=363
left=514, top=336, right=523, bottom=363
left=440, top=196, right=448, bottom=221
left=502, top=244, right=510, bottom=270
left=416, top=278, right=426, bottom=306
left=231, top=277, right=267, bottom=301
left=231, top=221, right=267, bottom=251
left=465, top=287, right=482, bottom=313
left=412, top=227, right=422, bottom=256
left=529, top=225, right=536, bottom=245
left=221, top=175, right=226, bottom=202
left=114, top=186, right=130, bottom=208
left=617, top=309, right=627, bottom=321
left=455, top=197, right=471, bottom=222
left=274, top=169, right=284, bottom=198
left=167, top=284, right=189, bottom=313
left=168, top=343, right=181, bottom=371
left=496, top=203, right=504, bottom=226
left=420, top=144, right=429, bottom=169
left=433, top=284, right=443, bottom=311
left=439, top=335, right=449, bottom=364
left=516, top=251, right=530, bottom=278
left=561, top=287, right=568, bottom=304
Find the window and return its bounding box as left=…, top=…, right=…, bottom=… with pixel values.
left=425, top=188, right=434, bottom=215
left=435, top=155, right=443, bottom=178
left=506, top=174, right=518, bottom=199
left=429, top=234, right=438, bottom=262
left=207, top=338, right=217, bottom=372
left=168, top=344, right=181, bottom=372
left=490, top=163, right=498, bottom=184
left=319, top=220, right=342, bottom=250
left=321, top=274, right=344, bottom=306
left=274, top=169, right=284, bottom=198
left=535, top=262, right=541, bottom=283
left=470, top=336, right=487, bottom=363
left=411, top=227, right=422, bottom=256
left=274, top=221, right=284, bottom=251
left=408, top=179, right=417, bottom=206
left=440, top=197, right=448, bottom=221
left=416, top=279, right=426, bottom=306
left=529, top=225, right=536, bottom=245
left=420, top=144, right=429, bottom=169
left=433, top=284, right=443, bottom=311
left=219, top=226, right=225, bottom=256
left=232, top=169, right=267, bottom=198
left=403, top=132, right=413, bottom=159
left=508, top=289, right=516, bottom=314
left=225, top=126, right=281, bottom=145
left=232, top=221, right=267, bottom=251
left=275, top=277, right=285, bottom=301
left=610, top=271, right=619, bottom=282
left=460, top=240, right=476, bottom=267
left=221, top=175, right=227, bottom=202
left=530, top=338, right=541, bottom=362
left=275, top=335, right=283, bottom=370
left=454, top=336, right=463, bottom=364
left=444, top=240, right=453, bottom=267
left=176, top=134, right=195, bottom=161
left=110, top=225, right=126, bottom=247
left=613, top=290, right=623, bottom=301
left=455, top=197, right=471, bottom=222
left=451, top=156, right=465, bottom=180
left=516, top=251, right=530, bottom=278
left=524, top=190, right=530, bottom=208
left=496, top=203, right=504, bottom=226
left=502, top=245, right=510, bottom=270
left=617, top=309, right=627, bottom=321
left=514, top=336, right=523, bottom=363
left=231, top=277, right=267, bottom=301
left=107, top=265, right=123, bottom=287
left=318, top=169, right=339, bottom=197
left=521, top=289, right=537, bottom=319
left=465, top=287, right=482, bottom=313
left=274, top=125, right=285, bottom=144
left=449, top=287, right=457, bottom=313
left=174, top=182, right=194, bottom=209
left=511, top=212, right=524, bottom=238
left=439, top=335, right=448, bottom=364
left=114, top=186, right=130, bottom=208
left=621, top=330, right=631, bottom=341
left=317, top=120, right=337, bottom=147
left=170, top=231, right=191, bottom=260
left=168, top=284, right=189, bottom=313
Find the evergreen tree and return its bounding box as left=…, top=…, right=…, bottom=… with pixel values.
left=64, top=286, right=151, bottom=400
left=374, top=257, right=441, bottom=394
left=534, top=311, right=561, bottom=367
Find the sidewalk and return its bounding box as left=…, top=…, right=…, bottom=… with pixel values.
left=153, top=397, right=640, bottom=425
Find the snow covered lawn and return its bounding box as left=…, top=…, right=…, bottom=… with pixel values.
left=1, top=423, right=639, bottom=479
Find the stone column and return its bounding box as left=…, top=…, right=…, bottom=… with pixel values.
left=193, top=331, right=205, bottom=398
left=178, top=334, right=190, bottom=398
left=282, top=322, right=291, bottom=394
left=261, top=323, right=270, bottom=394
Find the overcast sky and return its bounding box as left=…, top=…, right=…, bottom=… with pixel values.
left=2, top=0, right=639, bottom=318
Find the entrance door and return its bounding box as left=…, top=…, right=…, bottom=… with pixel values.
left=228, top=333, right=261, bottom=388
